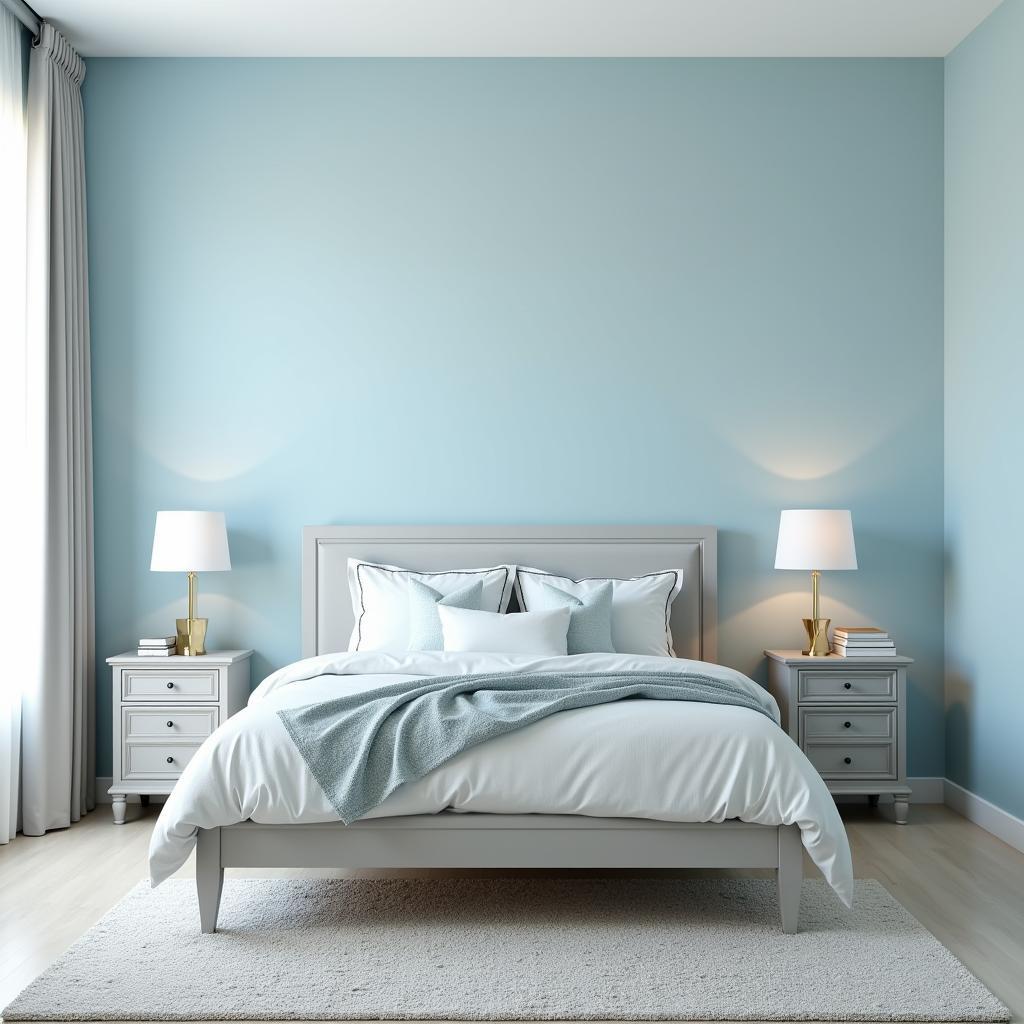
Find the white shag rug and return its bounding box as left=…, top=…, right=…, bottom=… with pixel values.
left=3, top=877, right=1009, bottom=1022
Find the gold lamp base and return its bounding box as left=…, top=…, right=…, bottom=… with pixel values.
left=175, top=617, right=208, bottom=656
left=802, top=617, right=832, bottom=657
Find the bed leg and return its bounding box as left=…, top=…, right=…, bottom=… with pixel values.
left=196, top=827, right=224, bottom=934
left=777, top=824, right=802, bottom=934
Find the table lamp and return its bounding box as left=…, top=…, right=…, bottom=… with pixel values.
left=774, top=509, right=857, bottom=656
left=150, top=511, right=231, bottom=656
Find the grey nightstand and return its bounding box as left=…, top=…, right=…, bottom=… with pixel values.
left=765, top=649, right=913, bottom=823
left=106, top=650, right=252, bottom=823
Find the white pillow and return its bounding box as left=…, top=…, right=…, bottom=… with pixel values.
left=439, top=606, right=571, bottom=655
left=348, top=559, right=515, bottom=651
left=514, top=568, right=684, bottom=657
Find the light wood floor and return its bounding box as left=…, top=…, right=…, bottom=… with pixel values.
left=0, top=802, right=1022, bottom=1022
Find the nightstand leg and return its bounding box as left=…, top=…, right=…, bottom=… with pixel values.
left=111, top=797, right=127, bottom=825
left=894, top=799, right=910, bottom=825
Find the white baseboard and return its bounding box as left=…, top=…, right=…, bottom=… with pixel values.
left=944, top=778, right=1024, bottom=855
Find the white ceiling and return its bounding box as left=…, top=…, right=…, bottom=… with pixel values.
left=39, top=0, right=1002, bottom=58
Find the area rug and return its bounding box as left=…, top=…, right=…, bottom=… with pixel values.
left=2, top=877, right=1008, bottom=1021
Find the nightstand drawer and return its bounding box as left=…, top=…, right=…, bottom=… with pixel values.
left=123, top=706, right=218, bottom=740
left=122, top=670, right=219, bottom=701
left=800, top=707, right=895, bottom=741
left=123, top=741, right=202, bottom=779
left=797, top=669, right=896, bottom=703
left=804, top=741, right=895, bottom=779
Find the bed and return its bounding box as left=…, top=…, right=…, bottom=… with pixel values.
left=148, top=526, right=852, bottom=934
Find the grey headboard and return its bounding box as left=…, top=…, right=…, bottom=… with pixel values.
left=302, top=525, right=718, bottom=663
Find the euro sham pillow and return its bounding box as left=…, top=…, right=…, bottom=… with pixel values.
left=525, top=580, right=615, bottom=655
left=347, top=559, right=515, bottom=652
left=438, top=605, right=571, bottom=655
left=514, top=568, right=684, bottom=657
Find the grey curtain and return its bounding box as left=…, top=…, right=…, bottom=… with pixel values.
left=0, top=3, right=28, bottom=846
left=20, top=22, right=95, bottom=835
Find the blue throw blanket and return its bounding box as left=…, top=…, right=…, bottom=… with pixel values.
left=278, top=669, right=774, bottom=824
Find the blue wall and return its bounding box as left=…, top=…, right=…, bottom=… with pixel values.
left=945, top=2, right=1024, bottom=819
left=84, top=58, right=944, bottom=778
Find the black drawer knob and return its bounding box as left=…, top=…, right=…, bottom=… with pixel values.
left=843, top=682, right=852, bottom=690
left=843, top=756, right=852, bottom=765
left=844, top=721, right=852, bottom=729
left=166, top=721, right=174, bottom=728
left=166, top=756, right=174, bottom=764
left=166, top=681, right=174, bottom=689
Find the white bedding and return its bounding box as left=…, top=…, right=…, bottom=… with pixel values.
left=149, top=651, right=854, bottom=905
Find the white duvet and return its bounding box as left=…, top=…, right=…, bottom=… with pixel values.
left=149, top=651, right=854, bottom=904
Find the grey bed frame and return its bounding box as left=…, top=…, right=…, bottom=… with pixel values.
left=195, top=526, right=803, bottom=934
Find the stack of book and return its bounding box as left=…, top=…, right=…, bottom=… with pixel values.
left=832, top=627, right=897, bottom=657
left=137, top=635, right=177, bottom=657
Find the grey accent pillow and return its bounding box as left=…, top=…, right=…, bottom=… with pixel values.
left=529, top=581, right=616, bottom=655
left=407, top=578, right=484, bottom=650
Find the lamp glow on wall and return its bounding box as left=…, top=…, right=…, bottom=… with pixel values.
left=775, top=509, right=857, bottom=656
left=151, top=511, right=231, bottom=656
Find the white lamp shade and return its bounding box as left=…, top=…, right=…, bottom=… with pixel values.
left=774, top=509, right=857, bottom=571
left=150, top=511, right=231, bottom=572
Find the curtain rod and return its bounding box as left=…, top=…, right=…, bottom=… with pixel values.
left=2, top=0, right=41, bottom=35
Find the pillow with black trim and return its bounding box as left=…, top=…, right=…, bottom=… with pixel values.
left=346, top=558, right=515, bottom=652
left=514, top=568, right=683, bottom=657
